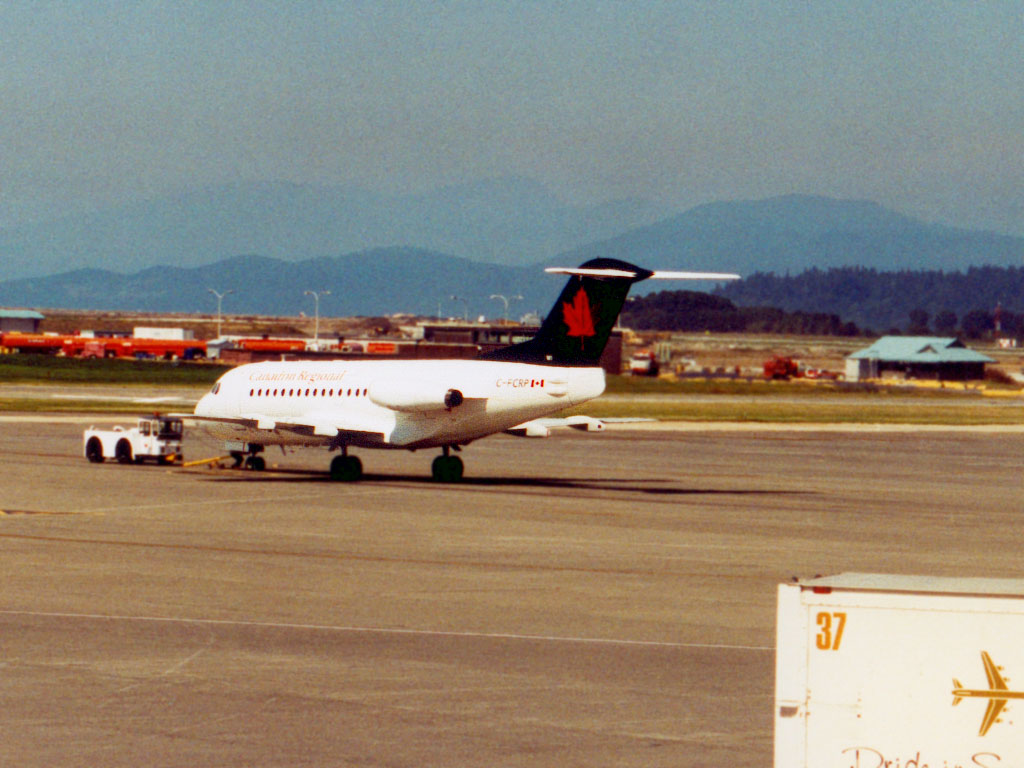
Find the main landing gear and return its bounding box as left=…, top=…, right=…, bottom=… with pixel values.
left=330, top=445, right=363, bottom=482
left=328, top=445, right=464, bottom=483
left=231, top=444, right=266, bottom=471
left=330, top=454, right=363, bottom=482
left=431, top=445, right=464, bottom=483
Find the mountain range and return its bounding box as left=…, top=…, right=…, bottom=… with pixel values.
left=0, top=250, right=547, bottom=319
left=555, top=196, right=1024, bottom=276
left=1, top=181, right=1023, bottom=320
left=0, top=178, right=671, bottom=280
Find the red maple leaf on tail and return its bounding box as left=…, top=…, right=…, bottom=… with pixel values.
left=563, top=288, right=596, bottom=348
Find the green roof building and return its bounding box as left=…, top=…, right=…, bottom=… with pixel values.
left=0, top=309, right=44, bottom=334
left=846, top=336, right=994, bottom=381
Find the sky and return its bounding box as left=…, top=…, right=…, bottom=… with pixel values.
left=2, top=0, right=1022, bottom=234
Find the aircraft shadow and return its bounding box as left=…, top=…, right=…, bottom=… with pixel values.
left=198, top=467, right=808, bottom=497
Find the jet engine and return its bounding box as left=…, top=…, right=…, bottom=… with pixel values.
left=369, top=380, right=466, bottom=412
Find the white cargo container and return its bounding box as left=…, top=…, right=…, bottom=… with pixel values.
left=133, top=327, right=194, bottom=340
left=775, top=573, right=1024, bottom=768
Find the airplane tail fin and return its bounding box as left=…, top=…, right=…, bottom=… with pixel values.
left=953, top=680, right=963, bottom=705
left=478, top=258, right=738, bottom=367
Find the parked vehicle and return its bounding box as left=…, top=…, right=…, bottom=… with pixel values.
left=763, top=356, right=799, bottom=380
left=83, top=416, right=184, bottom=465
left=629, top=350, right=660, bottom=376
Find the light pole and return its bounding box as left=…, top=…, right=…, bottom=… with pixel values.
left=489, top=293, right=523, bottom=322
left=207, top=288, right=234, bottom=339
left=449, top=295, right=469, bottom=322
left=304, top=289, right=331, bottom=347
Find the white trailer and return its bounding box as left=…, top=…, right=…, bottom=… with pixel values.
left=133, top=327, right=194, bottom=340
left=775, top=573, right=1024, bottom=767
left=83, top=416, right=184, bottom=465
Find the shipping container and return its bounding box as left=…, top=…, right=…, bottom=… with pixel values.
left=775, top=573, right=1024, bottom=767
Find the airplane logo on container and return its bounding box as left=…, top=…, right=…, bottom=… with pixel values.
left=953, top=651, right=1024, bottom=736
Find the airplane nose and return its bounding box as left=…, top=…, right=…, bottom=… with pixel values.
left=194, top=393, right=215, bottom=416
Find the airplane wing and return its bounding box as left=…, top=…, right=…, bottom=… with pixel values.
left=979, top=697, right=1008, bottom=737
left=504, top=415, right=661, bottom=438
left=983, top=651, right=1008, bottom=690
left=505, top=415, right=606, bottom=438
left=176, top=412, right=388, bottom=446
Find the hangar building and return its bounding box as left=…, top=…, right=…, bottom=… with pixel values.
left=0, top=309, right=44, bottom=334
left=845, top=336, right=994, bottom=382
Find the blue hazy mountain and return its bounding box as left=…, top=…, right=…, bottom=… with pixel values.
left=0, top=178, right=671, bottom=280
left=553, top=194, right=1024, bottom=276
left=0, top=249, right=556, bottom=319
left=2, top=191, right=1022, bottom=317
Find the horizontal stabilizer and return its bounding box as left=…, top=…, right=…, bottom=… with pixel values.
left=544, top=267, right=643, bottom=279
left=649, top=270, right=740, bottom=281
left=544, top=267, right=739, bottom=281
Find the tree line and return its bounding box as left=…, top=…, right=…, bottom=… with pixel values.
left=620, top=291, right=863, bottom=336
left=711, top=265, right=1024, bottom=337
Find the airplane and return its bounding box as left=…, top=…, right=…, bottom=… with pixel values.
left=178, top=258, right=739, bottom=482
left=952, top=651, right=1024, bottom=736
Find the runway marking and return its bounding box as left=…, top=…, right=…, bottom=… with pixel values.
left=0, top=609, right=773, bottom=652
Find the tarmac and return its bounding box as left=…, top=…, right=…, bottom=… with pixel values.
left=1, top=417, right=1022, bottom=767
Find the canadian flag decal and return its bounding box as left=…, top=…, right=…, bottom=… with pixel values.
left=563, top=288, right=596, bottom=344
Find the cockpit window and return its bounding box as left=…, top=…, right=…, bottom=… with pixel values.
left=211, top=383, right=221, bottom=395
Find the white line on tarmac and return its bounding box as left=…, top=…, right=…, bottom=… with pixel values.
left=0, top=609, right=772, bottom=652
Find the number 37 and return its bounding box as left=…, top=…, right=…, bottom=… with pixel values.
left=815, top=611, right=847, bottom=651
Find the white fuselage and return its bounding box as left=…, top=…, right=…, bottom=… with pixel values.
left=194, top=359, right=605, bottom=450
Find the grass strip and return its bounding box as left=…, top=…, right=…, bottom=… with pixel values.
left=564, top=400, right=1024, bottom=426
left=0, top=398, right=190, bottom=414
left=0, top=356, right=228, bottom=385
